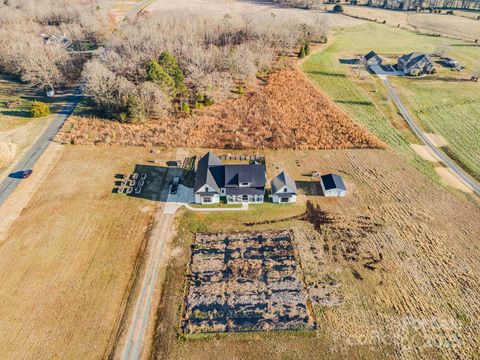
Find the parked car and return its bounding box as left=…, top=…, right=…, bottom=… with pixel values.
left=140, top=173, right=147, bottom=180
left=21, top=170, right=33, bottom=178
left=137, top=180, right=145, bottom=187
left=170, top=176, right=180, bottom=194
left=134, top=187, right=142, bottom=195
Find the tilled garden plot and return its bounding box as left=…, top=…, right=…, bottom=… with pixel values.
left=183, top=230, right=316, bottom=334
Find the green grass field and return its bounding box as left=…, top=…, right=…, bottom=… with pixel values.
left=392, top=77, right=480, bottom=180
left=302, top=22, right=480, bottom=182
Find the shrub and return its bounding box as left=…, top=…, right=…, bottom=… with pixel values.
left=333, top=4, right=344, bottom=12
left=238, top=84, right=245, bottom=96
left=126, top=95, right=146, bottom=123
left=446, top=10, right=454, bottom=15
left=298, top=45, right=306, bottom=58
left=181, top=102, right=191, bottom=115
left=304, top=42, right=311, bottom=55
left=204, top=95, right=215, bottom=106
left=30, top=101, right=50, bottom=118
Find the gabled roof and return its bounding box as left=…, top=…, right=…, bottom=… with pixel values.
left=224, top=164, right=266, bottom=188
left=271, top=171, right=297, bottom=195
left=321, top=173, right=346, bottom=191
left=194, top=152, right=266, bottom=193
left=399, top=52, right=434, bottom=71
left=194, top=151, right=222, bottom=192
left=364, top=50, right=381, bottom=61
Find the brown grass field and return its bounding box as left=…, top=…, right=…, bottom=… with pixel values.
left=340, top=5, right=480, bottom=40
left=56, top=69, right=385, bottom=150
left=152, top=148, right=480, bottom=360
left=0, top=145, right=173, bottom=360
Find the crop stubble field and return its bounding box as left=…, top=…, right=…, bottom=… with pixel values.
left=152, top=148, right=480, bottom=360
left=0, top=145, right=172, bottom=359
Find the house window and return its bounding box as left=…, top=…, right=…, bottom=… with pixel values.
left=284, top=188, right=288, bottom=192
left=205, top=186, right=209, bottom=192
left=242, top=195, right=248, bottom=202
left=203, top=197, right=212, bottom=203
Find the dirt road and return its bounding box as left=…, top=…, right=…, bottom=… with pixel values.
left=120, top=150, right=184, bottom=360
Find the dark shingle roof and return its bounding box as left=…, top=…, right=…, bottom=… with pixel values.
left=194, top=152, right=222, bottom=192
left=194, top=152, right=266, bottom=193
left=321, top=173, right=346, bottom=191
left=224, top=164, right=266, bottom=188
left=225, top=187, right=265, bottom=195
left=271, top=171, right=297, bottom=195
left=364, top=50, right=381, bottom=62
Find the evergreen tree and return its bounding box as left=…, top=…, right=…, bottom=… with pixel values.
left=146, top=60, right=175, bottom=96
left=298, top=45, right=306, bottom=58
left=304, top=42, right=311, bottom=55
left=159, top=52, right=187, bottom=95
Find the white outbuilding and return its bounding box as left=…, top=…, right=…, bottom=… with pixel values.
left=271, top=171, right=297, bottom=203
left=320, top=173, right=347, bottom=197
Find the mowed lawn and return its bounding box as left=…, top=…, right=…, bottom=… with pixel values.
left=302, top=22, right=480, bottom=180
left=392, top=77, right=480, bottom=180
left=0, top=145, right=169, bottom=359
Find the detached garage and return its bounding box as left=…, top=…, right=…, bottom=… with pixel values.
left=271, top=171, right=297, bottom=203
left=321, top=173, right=346, bottom=197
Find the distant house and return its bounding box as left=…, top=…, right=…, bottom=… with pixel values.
left=194, top=152, right=266, bottom=204
left=397, top=53, right=435, bottom=76
left=362, top=51, right=383, bottom=66
left=321, top=174, right=347, bottom=197
left=270, top=171, right=297, bottom=204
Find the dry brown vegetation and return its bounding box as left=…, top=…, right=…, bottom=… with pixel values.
left=152, top=148, right=480, bottom=360
left=0, top=145, right=171, bottom=359
left=56, top=69, right=385, bottom=150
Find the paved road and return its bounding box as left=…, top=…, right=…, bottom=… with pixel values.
left=382, top=78, right=480, bottom=195
left=0, top=87, right=83, bottom=206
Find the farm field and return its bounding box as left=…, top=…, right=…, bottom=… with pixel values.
left=301, top=22, right=480, bottom=184
left=146, top=0, right=364, bottom=29
left=340, top=5, right=480, bottom=40
left=152, top=148, right=480, bottom=360
left=0, top=145, right=173, bottom=359
left=391, top=77, right=480, bottom=181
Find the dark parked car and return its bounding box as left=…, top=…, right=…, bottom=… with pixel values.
left=170, top=176, right=180, bottom=194
left=21, top=170, right=33, bottom=178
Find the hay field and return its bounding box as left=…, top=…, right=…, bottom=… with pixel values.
left=341, top=5, right=480, bottom=40
left=56, top=69, right=384, bottom=150
left=152, top=148, right=480, bottom=359
left=391, top=77, right=480, bottom=181
left=147, top=0, right=363, bottom=29
left=0, top=145, right=171, bottom=359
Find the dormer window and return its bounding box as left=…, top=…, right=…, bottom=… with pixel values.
left=240, top=182, right=250, bottom=187
left=205, top=186, right=209, bottom=192
left=284, top=188, right=288, bottom=192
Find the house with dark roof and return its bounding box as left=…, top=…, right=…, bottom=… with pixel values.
left=362, top=51, right=382, bottom=66
left=270, top=171, right=297, bottom=203
left=320, top=173, right=347, bottom=197
left=194, top=152, right=266, bottom=204
left=397, top=53, right=435, bottom=76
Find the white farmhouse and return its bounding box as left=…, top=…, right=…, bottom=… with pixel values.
left=270, top=171, right=297, bottom=203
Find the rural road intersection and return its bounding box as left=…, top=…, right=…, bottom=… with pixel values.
left=0, top=86, right=83, bottom=206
